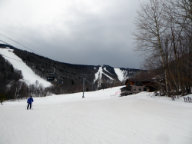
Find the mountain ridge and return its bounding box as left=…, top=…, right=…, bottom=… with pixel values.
left=0, top=44, right=141, bottom=99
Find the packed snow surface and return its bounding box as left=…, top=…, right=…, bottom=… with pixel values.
left=0, top=48, right=51, bottom=88
left=0, top=86, right=192, bottom=144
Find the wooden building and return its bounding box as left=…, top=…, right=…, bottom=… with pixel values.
left=121, top=79, right=158, bottom=96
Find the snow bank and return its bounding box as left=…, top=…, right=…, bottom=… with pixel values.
left=0, top=48, right=52, bottom=88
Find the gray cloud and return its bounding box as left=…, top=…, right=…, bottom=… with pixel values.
left=0, top=0, right=145, bottom=68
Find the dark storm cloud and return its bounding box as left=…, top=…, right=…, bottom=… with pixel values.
left=0, top=0, right=145, bottom=68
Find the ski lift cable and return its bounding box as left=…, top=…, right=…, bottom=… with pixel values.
left=0, top=39, right=10, bottom=45
left=0, top=33, right=36, bottom=53
left=0, top=33, right=39, bottom=63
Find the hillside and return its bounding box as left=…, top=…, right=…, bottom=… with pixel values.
left=0, top=44, right=140, bottom=99
left=0, top=87, right=192, bottom=144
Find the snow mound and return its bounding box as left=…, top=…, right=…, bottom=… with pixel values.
left=0, top=48, right=52, bottom=88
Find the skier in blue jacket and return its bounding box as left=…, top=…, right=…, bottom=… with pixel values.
left=27, top=96, right=34, bottom=110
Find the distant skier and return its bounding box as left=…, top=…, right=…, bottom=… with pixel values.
left=27, top=96, right=34, bottom=110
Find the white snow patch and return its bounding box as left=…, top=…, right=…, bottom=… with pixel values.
left=0, top=48, right=52, bottom=88
left=114, top=68, right=128, bottom=82
left=103, top=72, right=114, bottom=80
left=94, top=67, right=114, bottom=83
left=0, top=87, right=192, bottom=144
left=94, top=67, right=102, bottom=83
left=103, top=67, right=111, bottom=74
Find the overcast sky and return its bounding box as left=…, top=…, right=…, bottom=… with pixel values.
left=0, top=0, right=146, bottom=68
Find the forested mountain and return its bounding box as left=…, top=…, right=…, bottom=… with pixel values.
left=0, top=44, right=140, bottom=100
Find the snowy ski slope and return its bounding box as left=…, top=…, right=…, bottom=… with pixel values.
left=94, top=67, right=129, bottom=83
left=0, top=86, right=192, bottom=144
left=0, top=48, right=51, bottom=88
left=114, top=68, right=128, bottom=82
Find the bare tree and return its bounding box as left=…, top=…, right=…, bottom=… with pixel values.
left=135, top=0, right=192, bottom=96
left=172, top=0, right=192, bottom=94
left=135, top=0, right=170, bottom=95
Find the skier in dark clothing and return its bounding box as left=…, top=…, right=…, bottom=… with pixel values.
left=27, top=96, right=34, bottom=110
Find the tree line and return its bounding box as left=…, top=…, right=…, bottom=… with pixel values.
left=135, top=0, right=192, bottom=96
